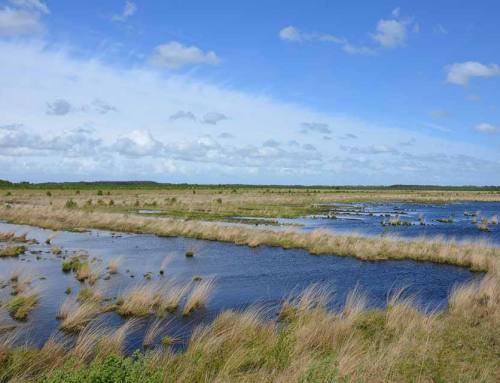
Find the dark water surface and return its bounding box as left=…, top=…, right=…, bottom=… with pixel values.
left=0, top=221, right=483, bottom=351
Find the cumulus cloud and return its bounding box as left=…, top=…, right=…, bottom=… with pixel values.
left=300, top=122, right=331, bottom=134
left=0, top=126, right=102, bottom=157
left=446, top=62, right=500, bottom=86
left=371, top=8, right=416, bottom=48
left=113, top=130, right=162, bottom=157
left=201, top=112, right=227, bottom=125
left=372, top=19, right=408, bottom=48
left=1, top=41, right=499, bottom=184
left=149, top=41, right=220, bottom=69
left=170, top=110, right=196, bottom=121
left=46, top=99, right=72, bottom=116
left=0, top=6, right=43, bottom=36
left=279, top=26, right=374, bottom=55
left=473, top=123, right=499, bottom=134
left=112, top=1, right=137, bottom=22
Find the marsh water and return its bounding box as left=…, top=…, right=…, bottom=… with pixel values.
left=233, top=202, right=500, bottom=245
left=0, top=218, right=483, bottom=352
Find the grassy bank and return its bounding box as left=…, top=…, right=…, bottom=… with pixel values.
left=0, top=205, right=499, bottom=273
left=2, top=187, right=500, bottom=221
left=0, top=279, right=499, bottom=382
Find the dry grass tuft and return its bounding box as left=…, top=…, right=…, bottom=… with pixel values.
left=182, top=278, right=215, bottom=316
left=107, top=256, right=123, bottom=274
left=60, top=302, right=102, bottom=333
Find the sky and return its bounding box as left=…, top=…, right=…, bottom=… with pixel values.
left=0, top=0, right=499, bottom=185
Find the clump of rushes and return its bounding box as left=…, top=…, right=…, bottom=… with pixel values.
left=77, top=286, right=104, bottom=303
left=161, top=335, right=175, bottom=346
left=478, top=218, right=490, bottom=232
left=6, top=292, right=38, bottom=320
left=107, top=256, right=122, bottom=275
left=157, top=282, right=190, bottom=314
left=143, top=318, right=167, bottom=349
left=0, top=232, right=37, bottom=244
left=0, top=245, right=26, bottom=257
left=60, top=302, right=102, bottom=333
left=62, top=256, right=82, bottom=273
left=65, top=199, right=78, bottom=209
left=51, top=246, right=62, bottom=255
left=436, top=217, right=454, bottom=223
left=185, top=245, right=199, bottom=258
left=491, top=215, right=498, bottom=225
left=76, top=263, right=98, bottom=284
left=0, top=231, right=16, bottom=241
left=182, top=278, right=215, bottom=316
left=116, top=284, right=159, bottom=317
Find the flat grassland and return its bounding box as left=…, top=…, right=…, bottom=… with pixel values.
left=0, top=184, right=499, bottom=382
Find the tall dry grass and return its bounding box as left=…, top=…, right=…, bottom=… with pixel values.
left=0, top=279, right=498, bottom=382
left=1, top=205, right=498, bottom=274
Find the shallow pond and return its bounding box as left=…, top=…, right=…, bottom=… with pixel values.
left=0, top=221, right=483, bottom=352
left=276, top=201, right=500, bottom=244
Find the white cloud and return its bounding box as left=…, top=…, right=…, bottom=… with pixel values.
left=113, top=130, right=162, bottom=157
left=279, top=25, right=374, bottom=55
left=372, top=19, right=408, bottom=48
left=446, top=62, right=500, bottom=86
left=149, top=41, right=220, bottom=69
left=0, top=41, right=499, bottom=184
left=473, top=123, right=499, bottom=134
left=112, top=1, right=137, bottom=22
left=0, top=6, right=43, bottom=36
left=279, top=26, right=302, bottom=42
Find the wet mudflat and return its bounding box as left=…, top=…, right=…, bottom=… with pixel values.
left=0, top=221, right=482, bottom=352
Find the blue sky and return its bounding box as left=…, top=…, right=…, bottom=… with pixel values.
left=0, top=0, right=499, bottom=185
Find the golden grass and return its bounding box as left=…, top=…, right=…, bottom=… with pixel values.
left=59, top=302, right=102, bottom=333
left=0, top=205, right=498, bottom=275
left=0, top=278, right=498, bottom=382
left=107, top=256, right=123, bottom=274
left=116, top=283, right=160, bottom=317
left=182, top=278, right=215, bottom=316
left=76, top=286, right=104, bottom=303
left=0, top=245, right=26, bottom=257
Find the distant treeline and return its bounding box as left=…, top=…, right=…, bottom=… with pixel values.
left=0, top=179, right=499, bottom=191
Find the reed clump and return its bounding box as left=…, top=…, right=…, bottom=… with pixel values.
left=6, top=292, right=38, bottom=320
left=0, top=245, right=26, bottom=257
left=59, top=302, right=102, bottom=333
left=0, top=278, right=498, bottom=382
left=107, top=256, right=122, bottom=274
left=182, top=278, right=215, bottom=316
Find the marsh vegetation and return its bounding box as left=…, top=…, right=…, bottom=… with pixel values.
left=0, top=185, right=498, bottom=381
